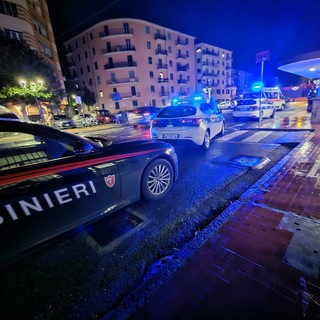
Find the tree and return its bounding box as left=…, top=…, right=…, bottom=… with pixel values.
left=0, top=30, right=63, bottom=105
left=82, top=86, right=96, bottom=110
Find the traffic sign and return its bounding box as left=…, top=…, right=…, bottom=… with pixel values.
left=256, top=50, right=270, bottom=64
left=111, top=92, right=122, bottom=101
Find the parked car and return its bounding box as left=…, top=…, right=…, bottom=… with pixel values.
left=217, top=100, right=235, bottom=110
left=232, top=98, right=275, bottom=120
left=93, top=109, right=115, bottom=124
left=72, top=113, right=99, bottom=127
left=0, top=105, right=20, bottom=120
left=129, top=106, right=162, bottom=126
left=0, top=119, right=178, bottom=266
left=150, top=102, right=225, bottom=150
left=52, top=114, right=76, bottom=129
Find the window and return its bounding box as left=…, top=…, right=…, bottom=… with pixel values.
left=132, top=100, right=138, bottom=107
left=82, top=36, right=85, bottom=44
left=33, top=20, right=48, bottom=38
left=38, top=41, right=52, bottom=58
left=169, top=61, right=173, bottom=67
left=170, top=73, right=173, bottom=80
left=5, top=29, right=23, bottom=41
left=147, top=41, right=151, bottom=49
left=151, top=85, right=155, bottom=93
left=171, top=86, right=174, bottom=93
left=90, top=32, right=93, bottom=40
left=145, top=26, right=150, bottom=34
left=80, top=67, right=83, bottom=75
left=94, top=62, right=98, bottom=70
left=115, top=102, right=120, bottom=110
left=149, top=71, right=154, bottom=79
left=0, top=131, right=77, bottom=170
left=85, top=51, right=88, bottom=59
left=97, top=76, right=100, bottom=84
left=92, top=47, right=96, bottom=55
left=167, top=33, right=171, bottom=40
left=99, top=90, right=103, bottom=97
left=148, top=57, right=152, bottom=64
left=87, top=65, right=90, bottom=72
left=75, top=40, right=78, bottom=48
left=78, top=54, right=81, bottom=62
left=161, top=99, right=166, bottom=106
left=101, top=103, right=105, bottom=109
left=0, top=0, right=17, bottom=17
left=168, top=47, right=172, bottom=54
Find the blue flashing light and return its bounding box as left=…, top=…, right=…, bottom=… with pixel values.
left=251, top=81, right=264, bottom=92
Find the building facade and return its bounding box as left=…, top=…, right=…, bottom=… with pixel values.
left=63, top=18, right=196, bottom=112
left=0, top=0, right=65, bottom=119
left=195, top=43, right=235, bottom=102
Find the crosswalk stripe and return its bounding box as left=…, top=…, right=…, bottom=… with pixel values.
left=216, top=130, right=248, bottom=141
left=242, top=131, right=273, bottom=142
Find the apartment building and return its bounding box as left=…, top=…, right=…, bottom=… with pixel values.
left=63, top=18, right=196, bottom=112
left=0, top=0, right=65, bottom=119
left=195, top=43, right=235, bottom=102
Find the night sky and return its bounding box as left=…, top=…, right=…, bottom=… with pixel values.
left=47, top=0, right=320, bottom=86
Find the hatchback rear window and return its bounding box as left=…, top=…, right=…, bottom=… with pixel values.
left=237, top=99, right=257, bottom=106
left=157, top=106, right=196, bottom=118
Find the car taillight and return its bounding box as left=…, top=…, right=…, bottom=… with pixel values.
left=180, top=118, right=201, bottom=126
left=143, top=112, right=150, bottom=116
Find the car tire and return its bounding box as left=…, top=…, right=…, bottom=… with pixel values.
left=142, top=158, right=173, bottom=200
left=281, top=104, right=285, bottom=111
left=202, top=130, right=210, bottom=150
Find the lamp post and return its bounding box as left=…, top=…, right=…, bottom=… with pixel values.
left=20, top=79, right=44, bottom=122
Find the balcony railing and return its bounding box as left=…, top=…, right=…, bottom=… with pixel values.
left=99, top=28, right=133, bottom=38
left=154, top=33, right=166, bottom=40
left=159, top=91, right=170, bottom=97
left=157, top=63, right=168, bottom=69
left=155, top=49, right=168, bottom=55
left=202, top=49, right=219, bottom=56
left=176, top=38, right=188, bottom=46
left=176, top=53, right=188, bottom=59
left=108, top=92, right=140, bottom=99
left=67, top=62, right=76, bottom=69
left=178, top=79, right=188, bottom=84
left=104, top=61, right=137, bottom=69
left=177, top=64, right=189, bottom=72
left=101, top=45, right=136, bottom=54
left=106, top=77, right=139, bottom=85
left=179, top=91, right=188, bottom=96
left=158, top=78, right=169, bottom=83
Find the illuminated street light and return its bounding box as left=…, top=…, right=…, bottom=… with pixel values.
left=19, top=79, right=44, bottom=122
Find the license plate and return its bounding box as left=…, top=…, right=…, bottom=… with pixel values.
left=163, top=134, right=179, bottom=139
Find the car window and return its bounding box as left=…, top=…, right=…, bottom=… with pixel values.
left=237, top=99, right=257, bottom=105
left=157, top=106, right=196, bottom=118
left=0, top=131, right=77, bottom=170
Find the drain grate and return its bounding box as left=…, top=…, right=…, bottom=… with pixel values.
left=228, top=154, right=270, bottom=169
left=86, top=210, right=143, bottom=246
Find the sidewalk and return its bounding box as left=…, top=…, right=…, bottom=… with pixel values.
left=129, top=118, right=320, bottom=319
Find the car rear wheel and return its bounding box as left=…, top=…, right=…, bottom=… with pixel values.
left=142, top=158, right=173, bottom=200
left=218, top=122, right=225, bottom=137
left=202, top=130, right=210, bottom=150
left=270, top=109, right=275, bottom=118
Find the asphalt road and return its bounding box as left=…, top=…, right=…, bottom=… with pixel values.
left=0, top=103, right=312, bottom=320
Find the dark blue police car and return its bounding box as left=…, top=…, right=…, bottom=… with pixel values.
left=0, top=119, right=178, bottom=266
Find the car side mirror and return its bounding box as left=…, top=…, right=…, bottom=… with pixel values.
left=74, top=141, right=94, bottom=155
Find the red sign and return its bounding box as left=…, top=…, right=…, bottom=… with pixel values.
left=256, top=50, right=270, bottom=64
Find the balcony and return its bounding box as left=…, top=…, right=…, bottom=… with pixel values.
left=99, top=28, right=133, bottom=38
left=202, top=49, right=219, bottom=56
left=158, top=78, right=169, bottom=83
left=67, top=62, right=76, bottom=69
left=106, top=77, right=139, bottom=85
left=159, top=91, right=170, bottom=97
left=176, top=38, right=188, bottom=46
left=157, top=63, right=168, bottom=69
left=176, top=53, right=188, bottom=59
left=177, top=63, right=189, bottom=72
left=65, top=49, right=73, bottom=56
left=178, top=91, right=188, bottom=96
left=101, top=45, right=136, bottom=55
left=155, top=49, right=168, bottom=55
left=178, top=79, right=188, bottom=84
left=108, top=92, right=140, bottom=99
left=104, top=61, right=137, bottom=70
left=154, top=33, right=166, bottom=40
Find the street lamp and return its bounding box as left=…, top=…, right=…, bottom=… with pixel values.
left=20, top=79, right=44, bottom=122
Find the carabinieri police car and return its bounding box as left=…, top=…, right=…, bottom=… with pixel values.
left=0, top=119, right=178, bottom=266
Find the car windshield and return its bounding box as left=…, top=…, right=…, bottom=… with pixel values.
left=53, top=115, right=69, bottom=120
left=157, top=106, right=196, bottom=118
